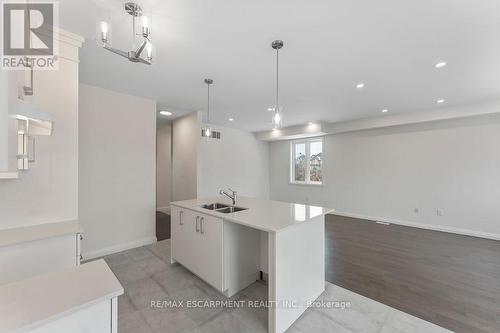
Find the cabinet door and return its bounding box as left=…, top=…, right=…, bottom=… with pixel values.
left=171, top=206, right=186, bottom=264
left=28, top=299, right=112, bottom=333
left=198, top=214, right=224, bottom=291
left=171, top=206, right=196, bottom=269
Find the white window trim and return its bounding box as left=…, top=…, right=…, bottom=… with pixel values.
left=289, top=137, right=324, bottom=186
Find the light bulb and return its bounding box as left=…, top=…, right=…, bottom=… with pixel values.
left=205, top=127, right=211, bottom=138
left=146, top=42, right=153, bottom=61
left=142, top=16, right=150, bottom=36
left=100, top=21, right=108, bottom=42
left=274, top=113, right=281, bottom=123
left=272, top=108, right=282, bottom=129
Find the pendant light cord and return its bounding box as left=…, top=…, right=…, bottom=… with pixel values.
left=207, top=83, right=210, bottom=124
left=276, top=48, right=279, bottom=107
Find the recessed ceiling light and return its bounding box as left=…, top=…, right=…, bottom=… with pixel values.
left=159, top=111, right=172, bottom=116
left=435, top=61, right=447, bottom=68
left=436, top=99, right=446, bottom=104
left=356, top=83, right=365, bottom=89
left=228, top=118, right=234, bottom=122
left=267, top=107, right=274, bottom=112
left=381, top=109, right=388, bottom=113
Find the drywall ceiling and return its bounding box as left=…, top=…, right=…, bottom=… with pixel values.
left=60, top=0, right=500, bottom=132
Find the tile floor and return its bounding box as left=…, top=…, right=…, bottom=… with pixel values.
left=103, top=240, right=453, bottom=333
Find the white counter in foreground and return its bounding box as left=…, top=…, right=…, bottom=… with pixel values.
left=171, top=196, right=333, bottom=233
left=0, top=259, right=123, bottom=333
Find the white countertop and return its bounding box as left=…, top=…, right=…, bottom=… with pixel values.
left=171, top=196, right=334, bottom=233
left=0, top=259, right=123, bottom=333
left=0, top=221, right=82, bottom=248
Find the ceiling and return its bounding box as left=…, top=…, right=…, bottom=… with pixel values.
left=59, top=0, right=500, bottom=132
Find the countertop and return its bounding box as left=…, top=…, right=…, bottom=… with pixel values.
left=170, top=196, right=334, bottom=233
left=0, top=221, right=82, bottom=248
left=0, top=259, right=123, bottom=333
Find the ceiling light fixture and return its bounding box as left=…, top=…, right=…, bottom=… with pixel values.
left=437, top=99, right=446, bottom=104
left=98, top=2, right=153, bottom=65
left=435, top=62, right=447, bottom=68
left=381, top=109, right=388, bottom=113
left=159, top=111, right=172, bottom=116
left=269, top=40, right=284, bottom=129
left=356, top=83, right=365, bottom=89
left=203, top=78, right=214, bottom=138
left=228, top=118, right=234, bottom=122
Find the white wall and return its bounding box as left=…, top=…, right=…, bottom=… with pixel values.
left=156, top=122, right=172, bottom=209
left=172, top=112, right=200, bottom=201
left=198, top=125, right=270, bottom=199
left=0, top=35, right=81, bottom=229
left=0, top=71, right=8, bottom=172
left=79, top=84, right=156, bottom=258
left=269, top=113, right=500, bottom=239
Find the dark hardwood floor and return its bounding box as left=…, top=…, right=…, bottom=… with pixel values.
left=156, top=211, right=171, bottom=241
left=325, top=214, right=500, bottom=333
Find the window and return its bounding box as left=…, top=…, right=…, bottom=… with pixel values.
left=290, top=138, right=323, bottom=185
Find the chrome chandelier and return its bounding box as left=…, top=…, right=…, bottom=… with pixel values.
left=99, top=2, right=152, bottom=65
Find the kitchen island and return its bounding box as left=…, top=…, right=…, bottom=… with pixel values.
left=170, top=196, right=333, bottom=333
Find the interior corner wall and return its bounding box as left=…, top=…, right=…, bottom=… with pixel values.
left=172, top=112, right=200, bottom=201
left=197, top=125, right=270, bottom=199
left=156, top=122, right=172, bottom=209
left=79, top=84, right=156, bottom=258
left=269, top=112, right=500, bottom=239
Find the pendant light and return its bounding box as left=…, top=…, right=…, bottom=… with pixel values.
left=203, top=78, right=213, bottom=138
left=270, top=40, right=284, bottom=129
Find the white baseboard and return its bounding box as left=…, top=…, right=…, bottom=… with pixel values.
left=330, top=210, right=500, bottom=241
left=83, top=236, right=158, bottom=260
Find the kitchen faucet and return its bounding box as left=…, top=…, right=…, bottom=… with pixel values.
left=219, top=188, right=237, bottom=205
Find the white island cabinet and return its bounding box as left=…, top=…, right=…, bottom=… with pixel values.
left=171, top=196, right=333, bottom=333
left=171, top=207, right=224, bottom=290
left=0, top=221, right=83, bottom=285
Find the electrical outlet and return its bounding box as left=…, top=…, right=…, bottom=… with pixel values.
left=436, top=208, right=444, bottom=216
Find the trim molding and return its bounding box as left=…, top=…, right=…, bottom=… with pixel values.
left=83, top=236, right=157, bottom=260
left=255, top=99, right=500, bottom=140
left=330, top=210, right=500, bottom=241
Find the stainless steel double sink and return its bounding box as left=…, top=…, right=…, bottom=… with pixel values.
left=201, top=203, right=248, bottom=214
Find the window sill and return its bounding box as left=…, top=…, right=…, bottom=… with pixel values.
left=289, top=181, right=323, bottom=187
